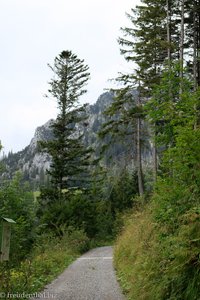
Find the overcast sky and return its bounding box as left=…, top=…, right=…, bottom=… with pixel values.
left=0, top=0, right=140, bottom=155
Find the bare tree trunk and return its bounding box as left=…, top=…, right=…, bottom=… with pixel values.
left=152, top=124, right=157, bottom=183
left=136, top=116, right=144, bottom=196
left=180, top=0, right=185, bottom=66
left=152, top=0, right=170, bottom=181
left=166, top=0, right=171, bottom=65
left=197, top=0, right=200, bottom=87
left=180, top=0, right=185, bottom=94
left=136, top=84, right=144, bottom=196
left=193, top=1, right=197, bottom=91
left=193, top=1, right=198, bottom=129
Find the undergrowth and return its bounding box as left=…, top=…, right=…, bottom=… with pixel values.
left=0, top=228, right=89, bottom=297
left=114, top=123, right=200, bottom=300
left=114, top=202, right=200, bottom=300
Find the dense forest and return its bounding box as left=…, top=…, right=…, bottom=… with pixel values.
left=0, top=0, right=200, bottom=299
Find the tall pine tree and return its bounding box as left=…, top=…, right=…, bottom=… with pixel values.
left=40, top=50, right=91, bottom=195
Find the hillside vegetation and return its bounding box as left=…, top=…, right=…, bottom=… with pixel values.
left=114, top=198, right=200, bottom=299
left=114, top=75, right=200, bottom=298
left=0, top=229, right=88, bottom=295
left=113, top=1, right=200, bottom=297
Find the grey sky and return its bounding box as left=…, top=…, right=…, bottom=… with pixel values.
left=0, top=0, right=140, bottom=154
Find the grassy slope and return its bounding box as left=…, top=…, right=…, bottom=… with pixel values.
left=114, top=205, right=200, bottom=300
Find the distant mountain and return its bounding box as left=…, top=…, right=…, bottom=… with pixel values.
left=1, top=91, right=152, bottom=189
left=1, top=92, right=114, bottom=187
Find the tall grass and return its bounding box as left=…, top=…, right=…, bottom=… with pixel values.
left=114, top=204, right=200, bottom=300
left=0, top=228, right=89, bottom=296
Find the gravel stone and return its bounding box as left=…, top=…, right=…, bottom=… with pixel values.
left=33, top=246, right=125, bottom=300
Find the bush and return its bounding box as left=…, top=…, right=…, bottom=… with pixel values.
left=0, top=173, right=36, bottom=264
left=0, top=229, right=87, bottom=296
left=37, top=189, right=97, bottom=238
left=62, top=226, right=90, bottom=253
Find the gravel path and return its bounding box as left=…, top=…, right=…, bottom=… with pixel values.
left=34, top=246, right=125, bottom=300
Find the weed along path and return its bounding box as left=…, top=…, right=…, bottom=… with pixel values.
left=34, top=246, right=125, bottom=300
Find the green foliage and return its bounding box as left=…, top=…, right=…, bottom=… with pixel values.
left=163, top=126, right=200, bottom=185
left=61, top=226, right=89, bottom=253
left=114, top=90, right=200, bottom=299
left=106, top=169, right=138, bottom=215
left=119, top=0, right=168, bottom=95
left=114, top=204, right=200, bottom=300
left=40, top=50, right=91, bottom=193
left=38, top=50, right=95, bottom=238
left=91, top=167, right=139, bottom=239
left=37, top=163, right=139, bottom=240
left=145, top=64, right=198, bottom=149
left=94, top=200, right=114, bottom=239
left=37, top=189, right=97, bottom=237
left=98, top=90, right=139, bottom=167
left=0, top=228, right=88, bottom=295
left=114, top=62, right=200, bottom=300
left=0, top=173, right=35, bottom=263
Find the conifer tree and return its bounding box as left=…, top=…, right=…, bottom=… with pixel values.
left=102, top=0, right=169, bottom=191
left=40, top=50, right=91, bottom=195
left=105, top=0, right=170, bottom=189
left=119, top=0, right=169, bottom=95
left=116, top=0, right=200, bottom=182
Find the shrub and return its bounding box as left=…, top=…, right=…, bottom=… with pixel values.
left=0, top=231, right=83, bottom=296
left=0, top=173, right=36, bottom=264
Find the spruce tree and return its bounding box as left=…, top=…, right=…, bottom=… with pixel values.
left=40, top=50, right=91, bottom=195
left=101, top=0, right=170, bottom=191
left=100, top=0, right=168, bottom=193
left=118, top=0, right=169, bottom=95
left=116, top=0, right=197, bottom=182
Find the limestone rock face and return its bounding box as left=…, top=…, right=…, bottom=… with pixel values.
left=28, top=119, right=54, bottom=154
left=1, top=92, right=114, bottom=187
left=1, top=91, right=152, bottom=188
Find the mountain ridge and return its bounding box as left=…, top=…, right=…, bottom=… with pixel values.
left=1, top=91, right=152, bottom=188
left=1, top=92, right=115, bottom=187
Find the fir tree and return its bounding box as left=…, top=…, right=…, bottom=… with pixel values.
left=40, top=50, right=91, bottom=195
left=118, top=0, right=169, bottom=95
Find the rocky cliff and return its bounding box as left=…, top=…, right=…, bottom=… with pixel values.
left=1, top=92, right=115, bottom=187
left=1, top=91, right=152, bottom=188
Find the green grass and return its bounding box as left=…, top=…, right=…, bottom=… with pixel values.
left=0, top=228, right=89, bottom=296
left=114, top=205, right=200, bottom=300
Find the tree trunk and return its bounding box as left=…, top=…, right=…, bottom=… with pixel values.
left=166, top=0, right=171, bottom=65
left=193, top=1, right=198, bottom=129
left=180, top=0, right=185, bottom=94
left=152, top=124, right=157, bottom=183
left=136, top=85, right=144, bottom=196
left=193, top=1, right=197, bottom=91
left=136, top=116, right=144, bottom=196
left=197, top=0, right=200, bottom=87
